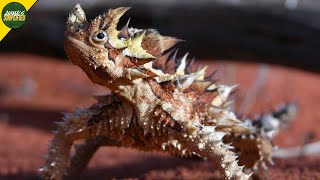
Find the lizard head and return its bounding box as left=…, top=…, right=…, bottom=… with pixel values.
left=64, top=4, right=180, bottom=88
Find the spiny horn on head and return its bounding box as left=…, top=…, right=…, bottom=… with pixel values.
left=67, top=4, right=87, bottom=25
left=101, top=7, right=131, bottom=30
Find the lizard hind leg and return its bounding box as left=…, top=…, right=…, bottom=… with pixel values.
left=164, top=128, right=252, bottom=180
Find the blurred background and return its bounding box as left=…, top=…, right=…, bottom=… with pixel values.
left=0, top=0, right=319, bottom=179
left=2, top=0, right=320, bottom=72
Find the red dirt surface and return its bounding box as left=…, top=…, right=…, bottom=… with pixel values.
left=0, top=54, right=319, bottom=180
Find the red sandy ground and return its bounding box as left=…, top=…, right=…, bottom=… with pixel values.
left=0, top=54, right=319, bottom=180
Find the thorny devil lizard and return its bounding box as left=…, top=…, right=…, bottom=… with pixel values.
left=40, top=4, right=298, bottom=180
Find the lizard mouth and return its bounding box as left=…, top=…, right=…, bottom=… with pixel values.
left=64, top=36, right=94, bottom=66
left=65, top=36, right=89, bottom=54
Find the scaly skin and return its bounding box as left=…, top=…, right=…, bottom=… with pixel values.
left=40, top=4, right=297, bottom=180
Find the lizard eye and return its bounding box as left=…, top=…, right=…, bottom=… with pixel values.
left=91, top=31, right=108, bottom=45
left=96, top=33, right=105, bottom=39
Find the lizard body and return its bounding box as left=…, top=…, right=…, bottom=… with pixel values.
left=40, top=5, right=297, bottom=180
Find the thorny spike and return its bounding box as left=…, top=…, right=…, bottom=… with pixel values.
left=102, top=7, right=131, bottom=31
left=223, top=100, right=235, bottom=109
left=155, top=48, right=176, bottom=67
left=123, top=31, right=156, bottom=59
left=159, top=36, right=183, bottom=53
left=132, top=31, right=146, bottom=46
left=215, top=84, right=239, bottom=104
left=207, top=83, right=217, bottom=91
left=67, top=4, right=86, bottom=24
left=196, top=64, right=203, bottom=71
left=177, top=143, right=182, bottom=150
left=126, top=17, right=131, bottom=27
left=195, top=66, right=207, bottom=81
left=161, top=143, right=167, bottom=150
left=182, top=149, right=187, bottom=155
left=175, top=53, right=189, bottom=76
left=38, top=166, right=48, bottom=172
left=66, top=4, right=87, bottom=33
left=267, top=157, right=275, bottom=166
left=118, top=18, right=130, bottom=39
left=125, top=68, right=149, bottom=79
left=222, top=84, right=239, bottom=96
left=261, top=161, right=268, bottom=170
left=204, top=70, right=218, bottom=81
left=104, top=7, right=131, bottom=49
left=170, top=140, right=178, bottom=147
left=176, top=73, right=203, bottom=90
left=166, top=48, right=179, bottom=64
left=163, top=48, right=176, bottom=61
left=186, top=57, right=195, bottom=73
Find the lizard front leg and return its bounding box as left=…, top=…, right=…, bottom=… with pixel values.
left=40, top=94, right=132, bottom=180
